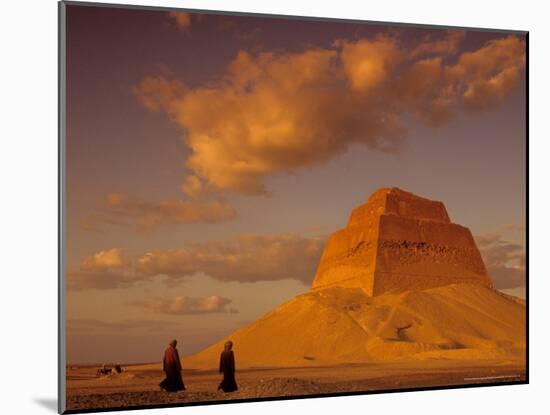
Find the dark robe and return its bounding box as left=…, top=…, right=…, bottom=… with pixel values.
left=159, top=346, right=185, bottom=392
left=218, top=350, right=238, bottom=392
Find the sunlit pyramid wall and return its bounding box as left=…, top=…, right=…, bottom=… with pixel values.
left=312, top=188, right=492, bottom=296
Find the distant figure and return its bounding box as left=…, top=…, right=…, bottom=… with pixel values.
left=218, top=340, right=238, bottom=392
left=159, top=340, right=186, bottom=392
left=97, top=364, right=112, bottom=377
left=115, top=364, right=123, bottom=373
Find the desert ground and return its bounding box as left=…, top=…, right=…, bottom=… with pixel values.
left=66, top=358, right=525, bottom=411
left=66, top=282, right=527, bottom=412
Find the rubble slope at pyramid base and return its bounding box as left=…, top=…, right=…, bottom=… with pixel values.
left=181, top=283, right=525, bottom=369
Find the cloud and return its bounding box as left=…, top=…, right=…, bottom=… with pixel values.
left=67, top=249, right=141, bottom=290
left=135, top=41, right=407, bottom=195
left=338, top=36, right=402, bottom=93
left=67, top=269, right=136, bottom=290
left=68, top=233, right=325, bottom=290
left=82, top=192, right=237, bottom=232
left=447, top=36, right=526, bottom=110
left=409, top=30, right=466, bottom=58
left=67, top=318, right=183, bottom=333
left=80, top=248, right=129, bottom=271
left=136, top=233, right=325, bottom=285
left=134, top=33, right=525, bottom=195
left=390, top=56, right=454, bottom=126
left=168, top=12, right=192, bottom=30
left=391, top=35, right=526, bottom=126
left=475, top=229, right=525, bottom=290
left=130, top=295, right=238, bottom=315
left=181, top=175, right=206, bottom=198
left=133, top=76, right=185, bottom=113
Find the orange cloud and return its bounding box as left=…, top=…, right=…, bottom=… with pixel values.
left=409, top=30, right=466, bottom=59
left=168, top=12, right=192, bottom=30
left=68, top=249, right=140, bottom=290
left=338, top=36, right=402, bottom=93
left=130, top=295, right=238, bottom=315
left=82, top=193, right=237, bottom=232
left=181, top=175, right=205, bottom=198
left=80, top=248, right=129, bottom=272
left=391, top=56, right=453, bottom=126
left=137, top=46, right=406, bottom=194
left=136, top=233, right=325, bottom=284
left=134, top=34, right=525, bottom=195
left=392, top=35, right=525, bottom=126
left=68, top=233, right=326, bottom=290
left=447, top=36, right=526, bottom=109
left=132, top=76, right=185, bottom=113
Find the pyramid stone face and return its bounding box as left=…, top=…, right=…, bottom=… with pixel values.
left=311, top=188, right=492, bottom=296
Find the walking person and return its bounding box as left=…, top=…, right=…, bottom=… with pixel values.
left=159, top=339, right=186, bottom=392
left=218, top=340, right=238, bottom=392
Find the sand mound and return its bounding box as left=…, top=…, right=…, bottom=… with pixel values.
left=184, top=283, right=525, bottom=369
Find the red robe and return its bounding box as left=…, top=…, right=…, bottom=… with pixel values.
left=159, top=346, right=185, bottom=392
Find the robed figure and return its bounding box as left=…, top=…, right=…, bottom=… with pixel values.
left=218, top=340, right=238, bottom=392
left=159, top=340, right=186, bottom=392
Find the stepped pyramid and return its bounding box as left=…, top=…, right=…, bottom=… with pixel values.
left=312, top=188, right=492, bottom=295
left=178, top=188, right=524, bottom=369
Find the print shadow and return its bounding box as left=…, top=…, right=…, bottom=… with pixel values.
left=34, top=398, right=57, bottom=412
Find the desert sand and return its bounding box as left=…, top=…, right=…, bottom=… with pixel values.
left=66, top=358, right=525, bottom=411
left=183, top=283, right=525, bottom=369
left=66, top=285, right=526, bottom=411
left=66, top=188, right=526, bottom=411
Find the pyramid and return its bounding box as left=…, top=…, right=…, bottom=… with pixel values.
left=312, top=188, right=492, bottom=295
left=176, top=188, right=524, bottom=369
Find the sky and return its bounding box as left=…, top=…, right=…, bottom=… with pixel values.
left=64, top=4, right=527, bottom=364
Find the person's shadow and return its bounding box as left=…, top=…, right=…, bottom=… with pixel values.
left=34, top=398, right=57, bottom=412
